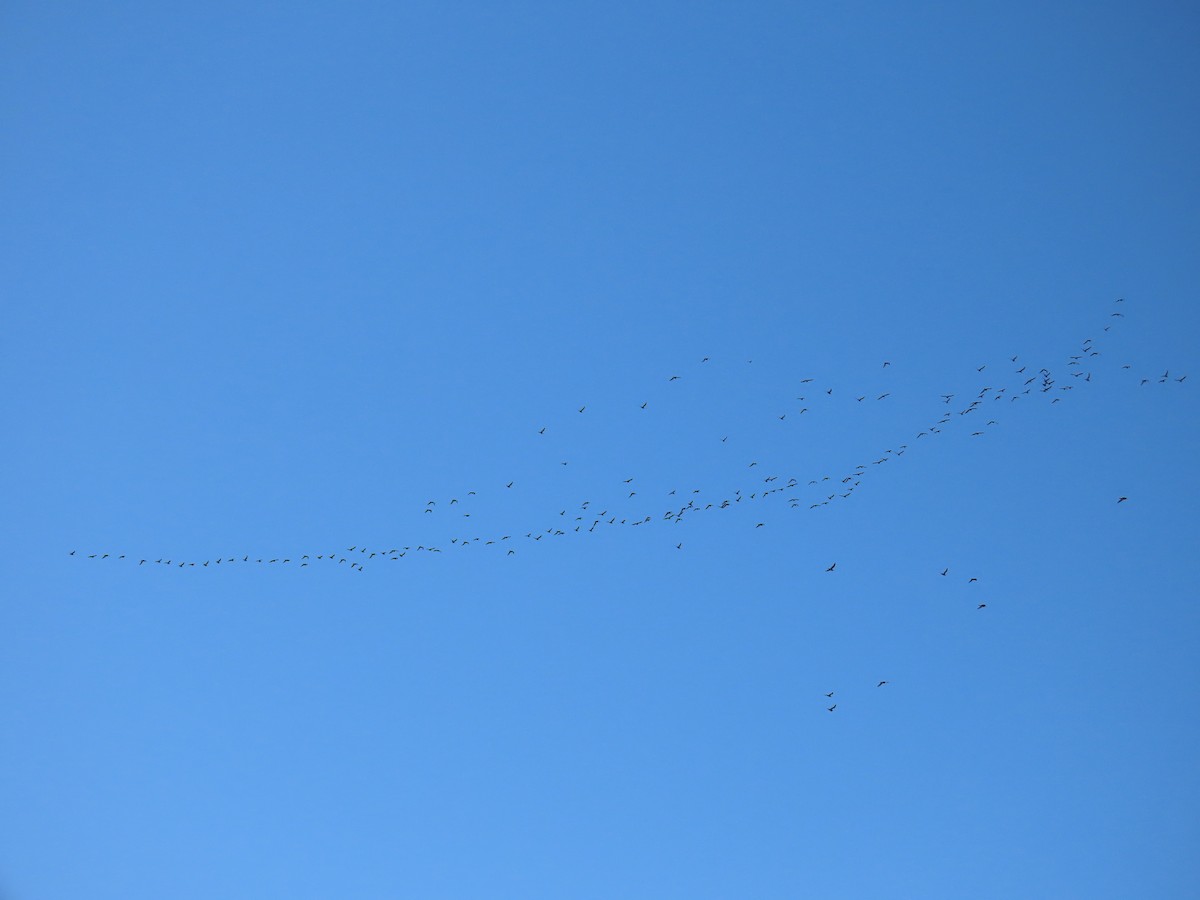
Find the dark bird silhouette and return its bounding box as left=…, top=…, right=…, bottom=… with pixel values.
left=641, top=402, right=647, bottom=409
left=578, top=406, right=586, bottom=413
left=507, top=482, right=513, bottom=488
left=827, top=705, right=836, bottom=712
left=977, top=603, right=987, bottom=609
left=877, top=681, right=887, bottom=687
left=538, top=427, right=546, bottom=434
left=1117, top=497, right=1127, bottom=503
left=825, top=692, right=834, bottom=698
left=883, top=361, right=891, bottom=367
left=940, top=568, right=948, bottom=576
left=669, top=375, right=680, bottom=381
left=826, top=562, right=836, bottom=572
left=968, top=577, right=978, bottom=583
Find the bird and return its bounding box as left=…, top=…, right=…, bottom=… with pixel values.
left=882, top=361, right=891, bottom=367
left=977, top=603, right=987, bottom=609
left=968, top=577, right=978, bottom=583
left=578, top=406, right=586, bottom=413
left=507, top=482, right=514, bottom=488
left=877, top=681, right=887, bottom=687
left=669, top=375, right=680, bottom=381
left=825, top=692, right=834, bottom=698
left=825, top=563, right=836, bottom=572
left=940, top=568, right=948, bottom=576
left=640, top=402, right=647, bottom=409
left=827, top=705, right=836, bottom=712
left=1117, top=497, right=1128, bottom=503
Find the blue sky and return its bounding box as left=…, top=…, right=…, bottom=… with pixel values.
left=2, top=2, right=1199, bottom=897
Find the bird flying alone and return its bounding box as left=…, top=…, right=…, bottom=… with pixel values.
left=826, top=562, right=836, bottom=572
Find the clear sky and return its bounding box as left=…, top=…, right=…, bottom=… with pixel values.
left=2, top=2, right=1199, bottom=898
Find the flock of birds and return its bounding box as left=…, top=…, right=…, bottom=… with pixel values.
left=71, top=297, right=1180, bottom=574
left=71, top=299, right=1184, bottom=708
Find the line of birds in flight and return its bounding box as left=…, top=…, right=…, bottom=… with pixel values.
left=70, top=299, right=1180, bottom=581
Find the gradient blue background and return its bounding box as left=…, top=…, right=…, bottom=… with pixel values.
left=3, top=2, right=1199, bottom=897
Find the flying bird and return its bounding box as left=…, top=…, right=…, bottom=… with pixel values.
left=825, top=563, right=836, bottom=572
left=877, top=681, right=887, bottom=687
